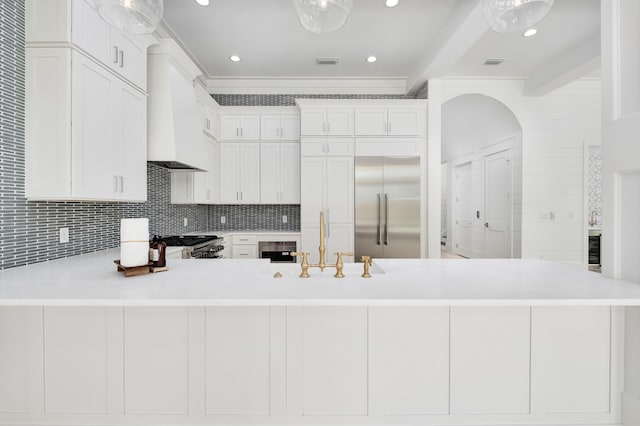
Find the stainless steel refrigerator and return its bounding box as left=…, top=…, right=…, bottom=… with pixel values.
left=355, top=157, right=421, bottom=259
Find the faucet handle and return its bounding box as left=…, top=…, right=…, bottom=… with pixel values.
left=291, top=252, right=310, bottom=278
left=360, top=256, right=372, bottom=278
left=333, top=252, right=353, bottom=278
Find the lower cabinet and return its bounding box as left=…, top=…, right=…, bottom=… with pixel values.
left=0, top=305, right=621, bottom=426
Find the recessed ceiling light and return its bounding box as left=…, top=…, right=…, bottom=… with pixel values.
left=195, top=0, right=210, bottom=5
left=522, top=28, right=538, bottom=37
left=229, top=55, right=240, bottom=62
left=366, top=56, right=377, bottom=63
left=385, top=0, right=399, bottom=7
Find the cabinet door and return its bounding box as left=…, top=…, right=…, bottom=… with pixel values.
left=233, top=245, right=257, bottom=259
left=281, top=143, right=301, bottom=203
left=72, top=53, right=114, bottom=199
left=219, top=143, right=240, bottom=202
left=260, top=142, right=281, bottom=203
left=388, top=108, right=424, bottom=136
left=326, top=108, right=354, bottom=136
left=260, top=115, right=281, bottom=141
left=326, top=223, right=354, bottom=263
left=325, top=137, right=354, bottom=157
left=300, top=138, right=326, bottom=156
left=239, top=143, right=261, bottom=203
left=325, top=157, right=354, bottom=224
left=170, top=171, right=194, bottom=204
left=354, top=108, right=387, bottom=136
left=240, top=115, right=261, bottom=140
left=300, top=109, right=327, bottom=136
left=219, top=116, right=240, bottom=140
left=300, top=157, right=326, bottom=225
left=281, top=115, right=301, bottom=140
left=71, top=0, right=111, bottom=65
left=116, top=81, right=147, bottom=201
left=193, top=139, right=217, bottom=204
left=204, top=107, right=217, bottom=138
left=111, top=32, right=146, bottom=90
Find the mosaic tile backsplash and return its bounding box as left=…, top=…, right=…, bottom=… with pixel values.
left=212, top=93, right=414, bottom=106
left=588, top=148, right=602, bottom=227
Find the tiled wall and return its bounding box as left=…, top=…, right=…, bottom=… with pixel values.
left=212, top=93, right=414, bottom=106
left=209, top=205, right=300, bottom=231
left=588, top=147, right=602, bottom=227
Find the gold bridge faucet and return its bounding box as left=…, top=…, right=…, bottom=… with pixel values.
left=291, top=212, right=353, bottom=278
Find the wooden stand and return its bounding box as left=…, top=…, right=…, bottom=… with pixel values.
left=114, top=260, right=168, bottom=277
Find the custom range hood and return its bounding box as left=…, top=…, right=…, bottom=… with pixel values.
left=147, top=39, right=208, bottom=171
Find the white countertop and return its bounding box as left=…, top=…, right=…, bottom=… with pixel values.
left=1, top=249, right=640, bottom=306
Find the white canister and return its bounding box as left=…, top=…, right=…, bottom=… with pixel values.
left=120, top=218, right=149, bottom=267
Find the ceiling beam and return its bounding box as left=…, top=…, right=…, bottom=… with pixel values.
left=405, top=1, right=489, bottom=95
left=523, top=34, right=601, bottom=97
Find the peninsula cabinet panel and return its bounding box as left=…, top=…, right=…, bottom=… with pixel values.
left=204, top=307, right=286, bottom=422
left=0, top=307, right=30, bottom=414
left=287, top=307, right=368, bottom=419
left=43, top=307, right=110, bottom=414
left=531, top=306, right=612, bottom=416
left=123, top=307, right=190, bottom=415
left=369, top=307, right=450, bottom=417
left=450, top=307, right=531, bottom=416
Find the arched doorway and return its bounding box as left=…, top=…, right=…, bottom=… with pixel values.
left=441, top=94, right=523, bottom=258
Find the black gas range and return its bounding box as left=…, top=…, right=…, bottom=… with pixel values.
left=163, top=235, right=225, bottom=259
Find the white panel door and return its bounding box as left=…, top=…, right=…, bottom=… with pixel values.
left=71, top=0, right=111, bottom=65
left=326, top=137, right=355, bottom=156
left=454, top=162, right=473, bottom=258
left=300, top=108, right=327, bottom=136
left=260, top=142, right=281, bottom=203
left=370, top=307, right=449, bottom=416
left=205, top=307, right=271, bottom=415
left=239, top=142, right=261, bottom=203
left=280, top=114, right=301, bottom=140
left=450, top=307, right=530, bottom=415
left=124, top=307, right=189, bottom=415
left=115, top=81, right=147, bottom=201
left=300, top=224, right=321, bottom=263
left=620, top=173, right=640, bottom=283
left=325, top=156, right=354, bottom=224
left=72, top=52, right=113, bottom=199
left=110, top=32, right=146, bottom=89
left=484, top=149, right=512, bottom=258
left=192, top=138, right=217, bottom=203
left=300, top=137, right=326, bottom=156
left=354, top=108, right=387, bottom=136
left=0, top=307, right=29, bottom=414
left=326, top=223, right=354, bottom=263
left=219, top=143, right=240, bottom=202
left=287, top=307, right=368, bottom=418
left=260, top=115, right=281, bottom=141
left=240, top=115, right=261, bottom=140
left=531, top=306, right=611, bottom=414
left=281, top=142, right=301, bottom=203
left=300, top=157, right=326, bottom=225
left=326, top=108, right=354, bottom=136
left=219, top=115, right=241, bottom=140
left=388, top=108, right=422, bottom=136
left=43, top=307, right=109, bottom=414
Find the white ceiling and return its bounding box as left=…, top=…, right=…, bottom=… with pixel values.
left=160, top=0, right=601, bottom=95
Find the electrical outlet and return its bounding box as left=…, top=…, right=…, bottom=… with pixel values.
left=282, top=215, right=287, bottom=223
left=59, top=227, right=69, bottom=243
left=183, top=217, right=188, bottom=227
left=221, top=216, right=226, bottom=224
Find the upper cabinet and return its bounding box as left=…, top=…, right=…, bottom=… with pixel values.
left=300, top=108, right=354, bottom=136
left=261, top=115, right=301, bottom=141
left=219, top=115, right=261, bottom=140
left=28, top=0, right=151, bottom=90
left=355, top=107, right=426, bottom=137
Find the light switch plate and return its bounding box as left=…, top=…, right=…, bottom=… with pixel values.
left=221, top=216, right=226, bottom=224
left=59, top=227, right=69, bottom=243
left=183, top=217, right=188, bottom=227
left=282, top=215, right=287, bottom=223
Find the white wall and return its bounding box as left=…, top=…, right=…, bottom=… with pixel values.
left=435, top=78, right=601, bottom=263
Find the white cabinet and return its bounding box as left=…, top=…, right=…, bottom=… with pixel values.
left=219, top=115, right=260, bottom=140
left=219, top=143, right=261, bottom=203
left=28, top=0, right=148, bottom=90
left=300, top=108, right=354, bottom=136
left=261, top=114, right=300, bottom=140
left=300, top=156, right=354, bottom=262
left=203, top=105, right=217, bottom=138
left=170, top=138, right=219, bottom=204
left=300, top=137, right=354, bottom=157
left=231, top=234, right=258, bottom=259
left=355, top=107, right=425, bottom=136
left=26, top=48, right=147, bottom=201
left=261, top=142, right=300, bottom=204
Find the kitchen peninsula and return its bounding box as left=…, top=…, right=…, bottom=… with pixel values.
left=1, top=252, right=640, bottom=426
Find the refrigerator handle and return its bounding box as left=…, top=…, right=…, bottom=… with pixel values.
left=377, top=193, right=382, bottom=245
left=384, top=193, right=389, bottom=245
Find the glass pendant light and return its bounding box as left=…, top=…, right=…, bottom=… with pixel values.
left=293, top=0, right=354, bottom=34
left=483, top=0, right=554, bottom=33
left=95, top=0, right=164, bottom=35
